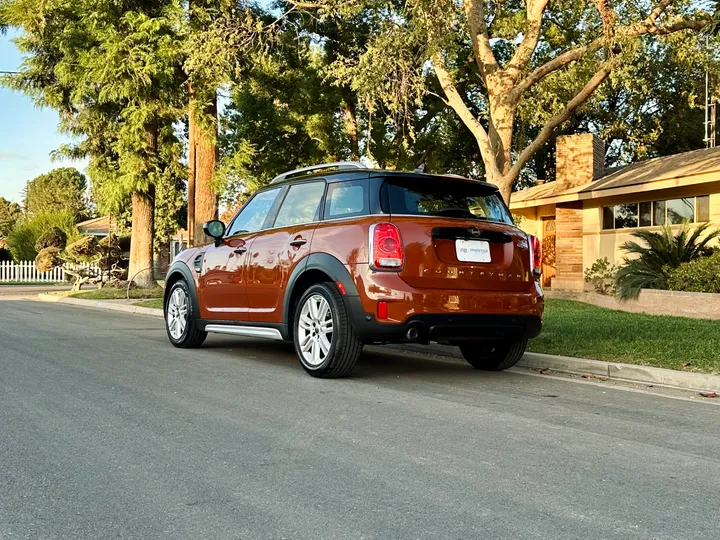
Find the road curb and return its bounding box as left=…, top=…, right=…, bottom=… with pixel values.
left=35, top=293, right=720, bottom=393
left=36, top=293, right=163, bottom=319
left=388, top=344, right=720, bottom=393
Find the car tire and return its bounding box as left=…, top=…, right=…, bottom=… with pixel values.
left=458, top=338, right=528, bottom=371
left=293, top=282, right=363, bottom=378
left=164, top=279, right=207, bottom=348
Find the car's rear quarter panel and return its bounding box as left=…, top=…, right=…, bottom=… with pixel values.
left=310, top=215, right=543, bottom=326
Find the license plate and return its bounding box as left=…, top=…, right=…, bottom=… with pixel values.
left=455, top=239, right=491, bottom=263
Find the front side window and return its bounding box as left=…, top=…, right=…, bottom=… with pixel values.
left=227, top=188, right=282, bottom=236
left=273, top=181, right=326, bottom=228
left=382, top=177, right=512, bottom=224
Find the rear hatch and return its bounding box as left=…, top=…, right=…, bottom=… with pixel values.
left=381, top=175, right=532, bottom=291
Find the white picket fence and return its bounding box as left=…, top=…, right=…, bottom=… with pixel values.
left=0, top=260, right=100, bottom=283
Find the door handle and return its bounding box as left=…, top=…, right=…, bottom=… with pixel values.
left=289, top=238, right=307, bottom=247
left=233, top=247, right=247, bottom=254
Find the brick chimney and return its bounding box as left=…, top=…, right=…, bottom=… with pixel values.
left=555, top=133, right=605, bottom=192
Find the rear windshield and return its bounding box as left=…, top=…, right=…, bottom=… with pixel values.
left=381, top=177, right=512, bottom=224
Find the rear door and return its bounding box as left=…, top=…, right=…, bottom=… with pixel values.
left=246, top=180, right=326, bottom=324
left=381, top=176, right=532, bottom=291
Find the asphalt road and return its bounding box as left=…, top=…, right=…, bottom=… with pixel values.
left=2, top=299, right=719, bottom=540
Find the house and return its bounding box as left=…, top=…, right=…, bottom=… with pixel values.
left=511, top=134, right=720, bottom=290
left=76, top=216, right=187, bottom=276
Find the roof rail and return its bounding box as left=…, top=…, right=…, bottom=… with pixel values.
left=270, top=161, right=366, bottom=184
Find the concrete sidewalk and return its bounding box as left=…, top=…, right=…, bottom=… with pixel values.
left=33, top=292, right=720, bottom=394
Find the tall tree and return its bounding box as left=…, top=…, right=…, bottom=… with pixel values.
left=0, top=196, right=22, bottom=237
left=2, top=0, right=185, bottom=286
left=23, top=167, right=88, bottom=219
left=293, top=0, right=717, bottom=202
left=216, top=6, right=483, bottom=205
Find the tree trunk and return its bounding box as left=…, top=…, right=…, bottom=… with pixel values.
left=187, top=85, right=197, bottom=247
left=192, top=92, right=218, bottom=245
left=128, top=122, right=157, bottom=288
left=342, top=99, right=360, bottom=161
left=487, top=96, right=517, bottom=204
left=128, top=190, right=155, bottom=289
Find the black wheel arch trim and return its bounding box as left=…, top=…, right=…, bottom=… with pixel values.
left=164, top=261, right=201, bottom=319
left=283, top=253, right=360, bottom=332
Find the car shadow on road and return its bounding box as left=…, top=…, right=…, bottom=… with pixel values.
left=199, top=335, right=502, bottom=381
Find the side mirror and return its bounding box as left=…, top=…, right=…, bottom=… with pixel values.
left=203, top=220, right=226, bottom=247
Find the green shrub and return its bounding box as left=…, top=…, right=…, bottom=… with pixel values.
left=667, top=252, right=720, bottom=294
left=616, top=224, right=720, bottom=300
left=584, top=257, right=618, bottom=295
left=35, top=247, right=62, bottom=273
left=65, top=236, right=99, bottom=262
left=35, top=227, right=68, bottom=251
left=6, top=210, right=80, bottom=261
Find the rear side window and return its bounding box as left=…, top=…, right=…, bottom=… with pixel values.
left=325, top=180, right=368, bottom=219
left=227, top=187, right=282, bottom=236
left=273, top=181, right=326, bottom=228
left=381, top=177, right=512, bottom=224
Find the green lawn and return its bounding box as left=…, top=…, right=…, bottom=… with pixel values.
left=135, top=298, right=164, bottom=310
left=67, top=287, right=164, bottom=300
left=530, top=299, right=720, bottom=373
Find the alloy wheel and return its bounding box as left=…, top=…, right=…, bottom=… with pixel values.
left=297, top=293, right=334, bottom=366
left=167, top=287, right=188, bottom=340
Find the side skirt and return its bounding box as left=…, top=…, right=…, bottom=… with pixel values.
left=198, top=320, right=289, bottom=341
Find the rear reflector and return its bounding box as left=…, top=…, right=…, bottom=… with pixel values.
left=336, top=281, right=347, bottom=295
left=370, top=223, right=404, bottom=270
left=377, top=301, right=388, bottom=320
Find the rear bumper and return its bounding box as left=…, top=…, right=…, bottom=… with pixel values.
left=345, top=296, right=542, bottom=344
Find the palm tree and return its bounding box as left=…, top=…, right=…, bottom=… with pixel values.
left=616, top=224, right=720, bottom=300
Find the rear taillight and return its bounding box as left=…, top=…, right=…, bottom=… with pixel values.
left=370, top=223, right=404, bottom=270
left=529, top=234, right=542, bottom=280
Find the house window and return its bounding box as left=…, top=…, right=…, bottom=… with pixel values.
left=653, top=201, right=666, bottom=226
left=602, top=196, right=709, bottom=230
left=697, top=195, right=710, bottom=222
left=615, top=204, right=638, bottom=229
left=602, top=206, right=614, bottom=230
left=667, top=198, right=694, bottom=224
left=639, top=202, right=652, bottom=227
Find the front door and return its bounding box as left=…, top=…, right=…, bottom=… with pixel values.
left=198, top=233, right=257, bottom=321
left=541, top=217, right=556, bottom=288
left=197, top=187, right=284, bottom=321
left=246, top=180, right=326, bottom=324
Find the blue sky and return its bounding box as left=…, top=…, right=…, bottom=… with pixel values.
left=0, top=29, right=88, bottom=204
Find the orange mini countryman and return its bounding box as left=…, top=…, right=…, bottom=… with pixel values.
left=163, top=162, right=544, bottom=378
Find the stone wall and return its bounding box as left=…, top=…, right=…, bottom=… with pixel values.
left=553, top=202, right=584, bottom=290
left=546, top=288, right=720, bottom=320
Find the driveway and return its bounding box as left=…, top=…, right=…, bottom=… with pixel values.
left=1, top=299, right=719, bottom=539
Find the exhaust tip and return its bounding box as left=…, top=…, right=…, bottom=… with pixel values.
left=406, top=327, right=420, bottom=341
